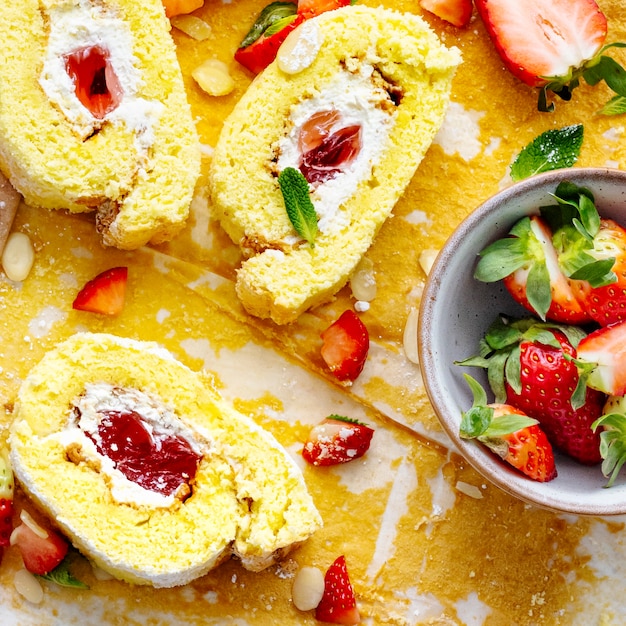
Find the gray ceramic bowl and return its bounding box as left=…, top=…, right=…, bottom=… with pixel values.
left=418, top=167, right=626, bottom=516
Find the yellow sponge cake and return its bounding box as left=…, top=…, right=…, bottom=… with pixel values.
left=209, top=5, right=461, bottom=324
left=0, top=0, right=201, bottom=250
left=9, top=333, right=321, bottom=587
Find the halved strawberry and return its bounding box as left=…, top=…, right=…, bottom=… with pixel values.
left=577, top=321, right=626, bottom=396
left=315, top=555, right=360, bottom=625
left=474, top=0, right=625, bottom=111
left=419, top=0, right=472, bottom=28
left=72, top=266, right=128, bottom=316
left=302, top=415, right=374, bottom=466
left=11, top=515, right=69, bottom=576
left=475, top=215, right=591, bottom=324
left=460, top=375, right=557, bottom=482
left=320, top=310, right=369, bottom=384
left=475, top=182, right=626, bottom=326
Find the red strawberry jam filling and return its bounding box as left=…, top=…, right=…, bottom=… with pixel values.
left=86, top=409, right=201, bottom=500
left=64, top=45, right=123, bottom=119
left=297, top=109, right=362, bottom=185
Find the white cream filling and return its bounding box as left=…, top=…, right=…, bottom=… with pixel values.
left=276, top=64, right=397, bottom=236
left=54, top=382, right=209, bottom=509
left=39, top=0, right=163, bottom=152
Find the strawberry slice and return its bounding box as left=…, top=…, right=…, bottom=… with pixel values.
left=0, top=451, right=14, bottom=559
left=474, top=0, right=625, bottom=111
left=419, top=0, right=473, bottom=28
left=72, top=266, right=128, bottom=316
left=460, top=375, right=557, bottom=482
left=320, top=310, right=369, bottom=384
left=577, top=321, right=626, bottom=396
left=302, top=415, right=374, bottom=466
left=11, top=515, right=69, bottom=576
left=316, top=555, right=360, bottom=625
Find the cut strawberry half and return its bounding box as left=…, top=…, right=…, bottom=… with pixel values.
left=72, top=266, right=128, bottom=316
left=419, top=0, right=472, bottom=28
left=577, top=321, right=626, bottom=396
left=474, top=0, right=626, bottom=111
left=320, top=310, right=369, bottom=384
left=234, top=0, right=350, bottom=74
left=460, top=375, right=557, bottom=482
left=11, top=515, right=69, bottom=576
left=315, top=555, right=361, bottom=625
left=302, top=415, right=374, bottom=466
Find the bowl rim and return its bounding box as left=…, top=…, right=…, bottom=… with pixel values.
left=418, top=166, right=626, bottom=516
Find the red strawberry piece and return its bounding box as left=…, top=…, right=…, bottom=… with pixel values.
left=297, top=0, right=350, bottom=19
left=475, top=215, right=591, bottom=324
left=235, top=0, right=350, bottom=75
left=302, top=415, right=374, bottom=466
left=458, top=316, right=604, bottom=465
left=0, top=451, right=14, bottom=555
left=577, top=320, right=626, bottom=396
left=72, top=266, right=128, bottom=316
left=320, top=310, right=369, bottom=384
left=419, top=0, right=473, bottom=28
left=315, top=555, right=360, bottom=625
left=474, top=0, right=610, bottom=110
left=11, top=517, right=69, bottom=576
left=460, top=375, right=557, bottom=482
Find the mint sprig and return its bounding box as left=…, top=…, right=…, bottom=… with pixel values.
left=510, top=125, right=583, bottom=182
left=37, top=557, right=89, bottom=589
left=239, top=1, right=298, bottom=49
left=278, top=167, right=318, bottom=247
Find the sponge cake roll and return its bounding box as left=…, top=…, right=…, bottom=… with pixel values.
left=0, top=0, right=201, bottom=249
left=209, top=6, right=461, bottom=323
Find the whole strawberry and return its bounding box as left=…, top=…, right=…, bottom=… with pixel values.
left=458, top=316, right=605, bottom=465
left=460, top=375, right=557, bottom=482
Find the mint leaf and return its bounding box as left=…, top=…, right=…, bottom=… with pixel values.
left=510, top=125, right=584, bottom=182
left=239, top=1, right=297, bottom=48
left=38, top=557, right=89, bottom=589
left=278, top=167, right=318, bottom=246
left=600, top=94, right=626, bottom=116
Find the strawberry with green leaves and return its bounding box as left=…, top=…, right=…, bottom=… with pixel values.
left=302, top=415, right=374, bottom=466
left=458, top=316, right=604, bottom=465
left=591, top=395, right=626, bottom=487
left=474, top=0, right=626, bottom=113
left=475, top=182, right=626, bottom=326
left=315, top=555, right=360, bottom=625
left=460, top=375, right=557, bottom=482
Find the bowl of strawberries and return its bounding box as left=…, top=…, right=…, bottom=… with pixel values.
left=419, top=167, right=626, bottom=515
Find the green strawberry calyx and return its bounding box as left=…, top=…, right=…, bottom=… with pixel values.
left=591, top=409, right=626, bottom=488
left=460, top=374, right=537, bottom=460
left=539, top=42, right=626, bottom=114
